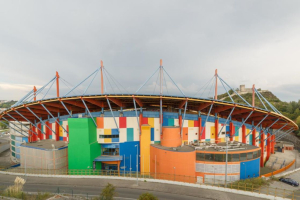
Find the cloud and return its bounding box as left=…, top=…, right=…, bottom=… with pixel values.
left=1, top=1, right=300, bottom=102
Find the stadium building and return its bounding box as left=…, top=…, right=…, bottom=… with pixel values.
left=0, top=60, right=297, bottom=183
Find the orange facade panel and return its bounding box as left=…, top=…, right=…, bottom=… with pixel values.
left=150, top=145, right=195, bottom=183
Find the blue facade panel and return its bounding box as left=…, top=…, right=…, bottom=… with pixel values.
left=112, top=138, right=119, bottom=143
left=119, top=141, right=140, bottom=172
left=240, top=158, right=260, bottom=179
left=59, top=136, right=63, bottom=141
left=111, top=129, right=119, bottom=135
left=143, top=111, right=159, bottom=118
left=151, top=128, right=154, bottom=141
left=162, top=118, right=169, bottom=126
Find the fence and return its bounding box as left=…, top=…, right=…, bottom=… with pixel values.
left=1, top=168, right=300, bottom=199
left=263, top=159, right=295, bottom=177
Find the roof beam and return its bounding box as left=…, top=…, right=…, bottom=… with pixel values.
left=178, top=99, right=188, bottom=109
left=83, top=98, right=105, bottom=108
left=106, top=96, right=124, bottom=107
left=231, top=109, right=253, bottom=116
left=63, top=100, right=86, bottom=109
left=214, top=105, right=234, bottom=113
left=198, top=102, right=213, bottom=111
left=132, top=96, right=143, bottom=107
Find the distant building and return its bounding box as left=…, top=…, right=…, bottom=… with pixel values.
left=237, top=85, right=269, bottom=94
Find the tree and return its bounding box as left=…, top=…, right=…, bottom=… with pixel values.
left=100, top=183, right=116, bottom=200
left=0, top=120, right=8, bottom=130
left=138, top=192, right=158, bottom=200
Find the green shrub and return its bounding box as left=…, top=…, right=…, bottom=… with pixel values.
left=100, top=183, right=116, bottom=200
left=138, top=192, right=158, bottom=200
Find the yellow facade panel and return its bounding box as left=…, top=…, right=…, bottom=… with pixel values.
left=104, top=129, right=111, bottom=135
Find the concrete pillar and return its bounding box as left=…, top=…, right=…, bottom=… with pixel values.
left=242, top=125, right=246, bottom=144
left=252, top=129, right=256, bottom=146
left=266, top=133, right=271, bottom=161
left=215, top=118, right=219, bottom=144
left=230, top=122, right=234, bottom=141
left=260, top=130, right=265, bottom=167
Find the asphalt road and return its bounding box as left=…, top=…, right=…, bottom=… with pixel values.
left=0, top=173, right=266, bottom=200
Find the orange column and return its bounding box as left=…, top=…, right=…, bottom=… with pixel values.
left=198, top=116, right=202, bottom=141
left=37, top=123, right=42, bottom=140
left=55, top=121, right=60, bottom=141
left=45, top=121, right=50, bottom=139
left=215, top=118, right=219, bottom=144
left=260, top=131, right=265, bottom=167
left=229, top=122, right=234, bottom=141
left=266, top=133, right=271, bottom=161
left=271, top=135, right=275, bottom=154
left=32, top=126, right=38, bottom=142
left=252, top=129, right=256, bottom=146
left=179, top=114, right=182, bottom=140
left=242, top=125, right=246, bottom=143
left=28, top=125, right=32, bottom=142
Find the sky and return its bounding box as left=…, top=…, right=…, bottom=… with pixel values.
left=1, top=1, right=300, bottom=102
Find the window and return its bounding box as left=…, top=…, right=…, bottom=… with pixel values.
left=102, top=148, right=119, bottom=155
left=196, top=153, right=205, bottom=161
left=253, top=151, right=258, bottom=159
left=205, top=154, right=214, bottom=161
left=247, top=152, right=253, bottom=160
left=240, top=153, right=247, bottom=161
left=99, top=135, right=119, bottom=139
left=232, top=154, right=240, bottom=162
left=215, top=154, right=224, bottom=162
left=258, top=150, right=261, bottom=157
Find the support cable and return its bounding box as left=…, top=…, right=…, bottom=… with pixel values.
left=83, top=68, right=100, bottom=95
left=200, top=103, right=214, bottom=137
left=194, top=75, right=214, bottom=97
left=42, top=78, right=56, bottom=100
left=133, top=99, right=141, bottom=135
left=64, top=69, right=98, bottom=97
left=245, top=114, right=269, bottom=137
left=218, top=107, right=235, bottom=136
left=106, top=98, right=120, bottom=133
left=254, top=89, right=268, bottom=111
left=218, top=75, right=234, bottom=102
left=218, top=76, right=251, bottom=106
left=136, top=66, right=160, bottom=94
left=256, top=118, right=280, bottom=140
left=232, top=111, right=254, bottom=136
left=162, top=68, right=185, bottom=96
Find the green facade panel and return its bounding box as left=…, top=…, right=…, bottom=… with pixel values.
left=68, top=118, right=101, bottom=170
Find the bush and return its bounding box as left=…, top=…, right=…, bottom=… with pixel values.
left=138, top=192, right=158, bottom=200
left=100, top=183, right=116, bottom=200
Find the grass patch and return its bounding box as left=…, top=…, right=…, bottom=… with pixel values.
left=229, top=177, right=270, bottom=191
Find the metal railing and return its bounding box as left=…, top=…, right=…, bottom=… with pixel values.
left=1, top=167, right=300, bottom=199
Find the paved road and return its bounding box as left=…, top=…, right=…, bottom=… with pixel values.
left=0, top=173, right=266, bottom=200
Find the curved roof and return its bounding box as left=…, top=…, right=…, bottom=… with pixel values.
left=0, top=94, right=297, bottom=131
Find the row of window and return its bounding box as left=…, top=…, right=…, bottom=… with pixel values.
left=196, top=150, right=261, bottom=162
left=99, top=135, right=119, bottom=138
left=102, top=148, right=119, bottom=155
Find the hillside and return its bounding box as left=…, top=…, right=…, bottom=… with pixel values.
left=219, top=91, right=300, bottom=135
left=0, top=100, right=17, bottom=108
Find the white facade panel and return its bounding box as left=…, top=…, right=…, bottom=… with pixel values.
left=119, top=128, right=127, bottom=143
left=104, top=117, right=119, bottom=129
left=188, top=127, right=198, bottom=143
